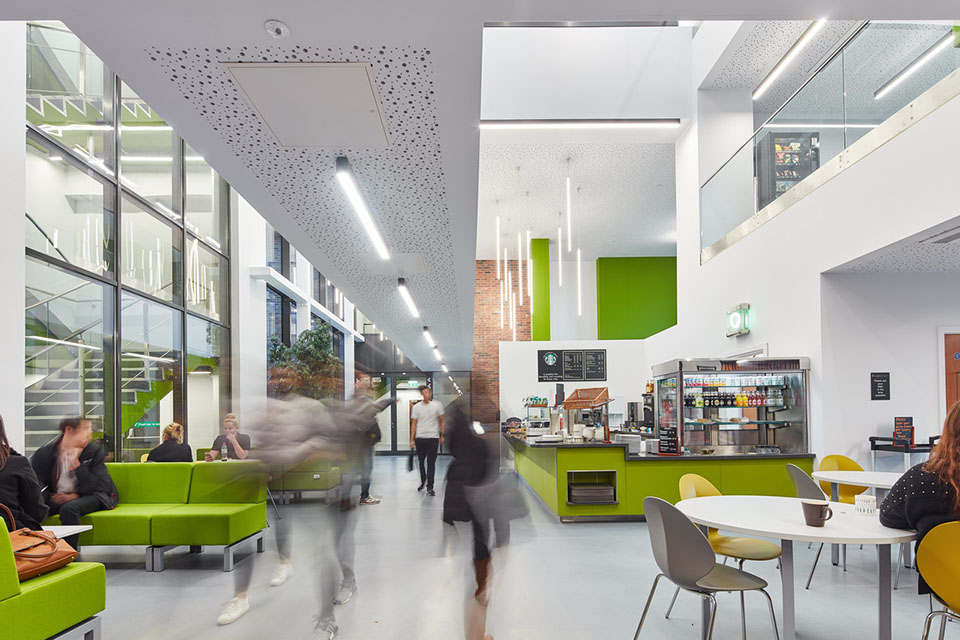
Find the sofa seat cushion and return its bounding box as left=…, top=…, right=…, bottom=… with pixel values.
left=105, top=462, right=193, bottom=503
left=188, top=461, right=267, bottom=504
left=281, top=469, right=341, bottom=492
left=150, top=503, right=267, bottom=546
left=45, top=504, right=183, bottom=546
left=2, top=561, right=105, bottom=640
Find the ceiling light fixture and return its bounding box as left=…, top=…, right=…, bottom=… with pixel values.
left=565, top=165, right=572, bottom=252
left=502, top=247, right=508, bottom=290
left=500, top=279, right=505, bottom=329
left=557, top=225, right=563, bottom=287
left=874, top=32, right=955, bottom=100
left=511, top=292, right=517, bottom=342
left=441, top=364, right=449, bottom=373
left=397, top=278, right=420, bottom=317
left=479, top=118, right=682, bottom=131
left=335, top=156, right=390, bottom=260
left=423, top=327, right=436, bottom=348
left=753, top=19, right=827, bottom=100
left=433, top=347, right=442, bottom=361
left=27, top=335, right=102, bottom=351
left=576, top=247, right=583, bottom=317
left=526, top=229, right=533, bottom=312
left=264, top=19, right=290, bottom=39
left=495, top=209, right=501, bottom=280
left=448, top=375, right=454, bottom=382
left=123, top=352, right=177, bottom=364
left=517, top=231, right=523, bottom=301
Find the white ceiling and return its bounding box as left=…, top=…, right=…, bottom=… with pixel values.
left=8, top=1, right=959, bottom=371
left=476, top=140, right=676, bottom=260
left=829, top=217, right=960, bottom=273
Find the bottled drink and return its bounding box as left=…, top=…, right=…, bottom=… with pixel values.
left=221, top=443, right=229, bottom=461
left=695, top=393, right=704, bottom=408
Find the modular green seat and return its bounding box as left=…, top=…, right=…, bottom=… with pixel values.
left=277, top=458, right=342, bottom=496
left=0, top=529, right=105, bottom=640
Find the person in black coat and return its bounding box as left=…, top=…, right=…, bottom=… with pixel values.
left=880, top=401, right=960, bottom=598
left=0, top=415, right=48, bottom=530
left=147, top=423, right=193, bottom=462
left=30, top=417, right=118, bottom=548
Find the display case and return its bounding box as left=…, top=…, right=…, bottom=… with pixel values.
left=757, top=131, right=820, bottom=210
left=652, top=358, right=810, bottom=457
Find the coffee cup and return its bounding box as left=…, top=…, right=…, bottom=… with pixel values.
left=801, top=499, right=833, bottom=527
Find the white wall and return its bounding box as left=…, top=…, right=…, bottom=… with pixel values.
left=549, top=237, right=597, bottom=340
left=2, top=23, right=26, bottom=450
left=820, top=273, right=960, bottom=470
left=499, top=339, right=647, bottom=424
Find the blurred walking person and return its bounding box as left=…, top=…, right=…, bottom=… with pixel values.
left=411, top=385, right=444, bottom=496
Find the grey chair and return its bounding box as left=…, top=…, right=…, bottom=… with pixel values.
left=786, top=463, right=837, bottom=589
left=634, top=497, right=779, bottom=640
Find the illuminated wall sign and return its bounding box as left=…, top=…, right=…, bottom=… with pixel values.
left=726, top=303, right=751, bottom=337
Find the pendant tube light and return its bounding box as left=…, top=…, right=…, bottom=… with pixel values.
left=503, top=247, right=508, bottom=290
left=874, top=32, right=954, bottom=100
left=495, top=207, right=501, bottom=280
left=397, top=278, right=420, bottom=317
left=507, top=269, right=513, bottom=329
left=557, top=225, right=563, bottom=287
left=335, top=156, right=390, bottom=260
left=432, top=347, right=442, bottom=362
left=576, top=247, right=582, bottom=317
left=511, top=292, right=517, bottom=342
left=479, top=118, right=682, bottom=131
left=423, top=327, right=436, bottom=348
left=499, top=279, right=505, bottom=329
left=517, top=231, right=523, bottom=301
left=441, top=364, right=449, bottom=373
left=565, top=172, right=572, bottom=253
left=526, top=229, right=533, bottom=311
left=752, top=19, right=827, bottom=100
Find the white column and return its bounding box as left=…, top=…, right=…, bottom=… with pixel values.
left=2, top=23, right=26, bottom=450
left=343, top=299, right=356, bottom=400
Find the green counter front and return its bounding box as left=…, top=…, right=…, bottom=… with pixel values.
left=509, top=437, right=814, bottom=522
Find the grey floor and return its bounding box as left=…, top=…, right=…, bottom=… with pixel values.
left=81, top=456, right=953, bottom=639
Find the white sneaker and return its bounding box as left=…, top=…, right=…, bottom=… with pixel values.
left=359, top=495, right=380, bottom=505
left=313, top=617, right=339, bottom=639
left=333, top=582, right=357, bottom=605
left=216, top=596, right=249, bottom=625
left=270, top=562, right=293, bottom=586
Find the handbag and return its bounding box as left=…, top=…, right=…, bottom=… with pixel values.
left=1, top=504, right=78, bottom=581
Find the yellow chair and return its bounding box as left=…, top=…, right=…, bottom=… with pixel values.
left=917, top=522, right=960, bottom=639
left=817, top=455, right=868, bottom=504
left=668, top=474, right=782, bottom=620
left=140, top=453, right=149, bottom=463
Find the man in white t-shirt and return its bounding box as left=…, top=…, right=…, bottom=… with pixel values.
left=410, top=386, right=444, bottom=496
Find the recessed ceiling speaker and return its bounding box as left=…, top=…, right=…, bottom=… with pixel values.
left=264, top=20, right=290, bottom=39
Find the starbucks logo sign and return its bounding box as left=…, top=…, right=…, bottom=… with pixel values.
left=543, top=352, right=558, bottom=366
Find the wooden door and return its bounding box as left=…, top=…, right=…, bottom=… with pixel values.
left=946, top=334, right=960, bottom=411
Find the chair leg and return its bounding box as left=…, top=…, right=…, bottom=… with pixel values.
left=740, top=592, right=747, bottom=640
left=938, top=605, right=948, bottom=640
left=923, top=611, right=943, bottom=640
left=634, top=574, right=664, bottom=640
left=705, top=594, right=719, bottom=640
left=759, top=588, right=781, bottom=640
left=665, top=586, right=680, bottom=619
left=894, top=544, right=904, bottom=590
left=842, top=544, right=847, bottom=572
left=805, top=543, right=824, bottom=590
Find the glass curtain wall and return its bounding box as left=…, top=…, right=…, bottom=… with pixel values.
left=24, top=22, right=231, bottom=458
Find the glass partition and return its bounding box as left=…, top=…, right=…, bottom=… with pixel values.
left=184, top=143, right=228, bottom=253
left=120, top=195, right=182, bottom=303
left=700, top=21, right=960, bottom=257
left=185, top=237, right=226, bottom=322
left=186, top=315, right=228, bottom=452
left=120, top=81, right=177, bottom=214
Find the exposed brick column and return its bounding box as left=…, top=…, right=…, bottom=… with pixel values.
left=471, top=260, right=531, bottom=424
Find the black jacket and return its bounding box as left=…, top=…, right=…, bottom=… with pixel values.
left=0, top=451, right=49, bottom=530
left=879, top=462, right=958, bottom=595
left=442, top=401, right=491, bottom=525
left=211, top=434, right=251, bottom=459
left=147, top=440, right=193, bottom=462
left=31, top=437, right=119, bottom=510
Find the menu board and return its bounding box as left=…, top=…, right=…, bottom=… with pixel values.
left=537, top=350, right=564, bottom=382
left=871, top=372, right=890, bottom=400
left=584, top=350, right=607, bottom=381
left=658, top=426, right=679, bottom=455
left=562, top=351, right=584, bottom=381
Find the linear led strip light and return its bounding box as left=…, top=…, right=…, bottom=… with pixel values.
left=753, top=19, right=827, bottom=100
left=479, top=118, right=681, bottom=131
left=517, top=231, right=524, bottom=301
left=423, top=326, right=436, bottom=348
left=397, top=278, right=420, bottom=317
left=335, top=156, right=390, bottom=260
left=495, top=206, right=501, bottom=280
left=874, top=31, right=956, bottom=100
left=557, top=225, right=563, bottom=287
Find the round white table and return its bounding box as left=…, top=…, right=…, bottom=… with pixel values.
left=812, top=470, right=905, bottom=567
left=676, top=495, right=915, bottom=640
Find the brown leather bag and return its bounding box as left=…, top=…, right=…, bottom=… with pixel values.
left=1, top=504, right=78, bottom=581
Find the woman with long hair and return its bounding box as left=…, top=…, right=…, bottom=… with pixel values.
left=0, top=414, right=49, bottom=529
left=880, top=401, right=960, bottom=596
left=146, top=423, right=192, bottom=462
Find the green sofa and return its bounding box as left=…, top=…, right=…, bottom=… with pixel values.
left=268, top=458, right=342, bottom=504
left=0, top=530, right=105, bottom=639
left=44, top=461, right=266, bottom=572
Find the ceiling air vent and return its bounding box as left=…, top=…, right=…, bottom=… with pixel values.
left=919, top=225, right=960, bottom=245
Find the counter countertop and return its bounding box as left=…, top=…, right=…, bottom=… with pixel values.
left=505, top=435, right=814, bottom=460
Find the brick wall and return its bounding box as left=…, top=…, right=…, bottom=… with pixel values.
left=472, top=260, right=531, bottom=424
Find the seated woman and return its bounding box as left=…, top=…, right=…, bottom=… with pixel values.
left=205, top=414, right=251, bottom=461
left=0, top=414, right=48, bottom=530
left=147, top=423, right=192, bottom=462
left=880, top=401, right=960, bottom=596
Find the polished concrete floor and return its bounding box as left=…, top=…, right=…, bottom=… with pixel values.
left=82, top=456, right=953, bottom=639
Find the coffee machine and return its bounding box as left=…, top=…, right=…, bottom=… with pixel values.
left=626, top=402, right=640, bottom=431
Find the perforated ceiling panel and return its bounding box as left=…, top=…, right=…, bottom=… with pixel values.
left=149, top=44, right=465, bottom=365
left=830, top=238, right=960, bottom=273
left=476, top=141, right=676, bottom=259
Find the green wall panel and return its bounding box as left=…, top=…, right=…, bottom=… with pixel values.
left=530, top=238, right=551, bottom=341
left=596, top=257, right=677, bottom=340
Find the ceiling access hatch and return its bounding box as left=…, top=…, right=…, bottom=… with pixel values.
left=222, top=62, right=390, bottom=148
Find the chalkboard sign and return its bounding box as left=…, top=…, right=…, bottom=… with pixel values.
left=894, top=416, right=914, bottom=446
left=562, top=350, right=585, bottom=381
left=871, top=372, right=890, bottom=401
left=584, top=350, right=607, bottom=381
left=537, top=350, right=564, bottom=382
left=658, top=425, right=679, bottom=455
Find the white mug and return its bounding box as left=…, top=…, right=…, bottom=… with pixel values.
left=855, top=494, right=877, bottom=515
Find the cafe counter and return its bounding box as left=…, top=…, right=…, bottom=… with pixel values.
left=505, top=435, right=814, bottom=522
